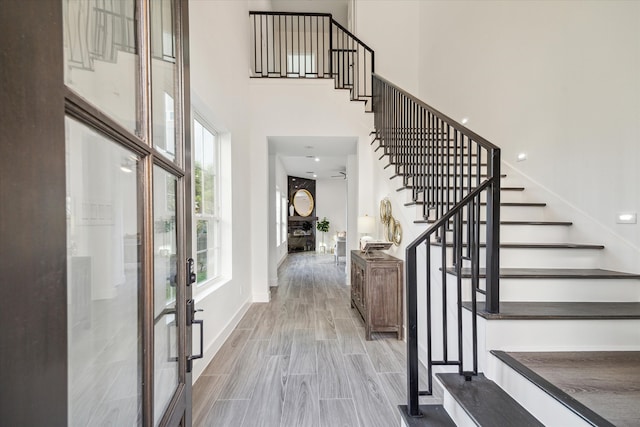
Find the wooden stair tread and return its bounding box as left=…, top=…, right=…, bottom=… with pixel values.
left=389, top=172, right=507, bottom=179
left=398, top=405, right=456, bottom=427
left=414, top=220, right=573, bottom=226
left=431, top=242, right=605, bottom=249
left=436, top=373, right=543, bottom=426
left=398, top=186, right=524, bottom=192
left=445, top=267, right=640, bottom=279
left=463, top=301, right=640, bottom=319
left=406, top=201, right=545, bottom=207
left=491, top=350, right=626, bottom=427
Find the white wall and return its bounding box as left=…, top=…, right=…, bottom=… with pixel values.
left=354, top=0, right=420, bottom=94
left=268, top=154, right=289, bottom=286
left=352, top=0, right=639, bottom=271
left=315, top=179, right=348, bottom=251
left=189, top=0, right=254, bottom=381
left=416, top=0, right=640, bottom=271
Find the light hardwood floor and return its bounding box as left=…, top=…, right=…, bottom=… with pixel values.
left=193, top=252, right=441, bottom=426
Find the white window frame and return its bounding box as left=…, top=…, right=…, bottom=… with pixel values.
left=193, top=115, right=221, bottom=286
left=280, top=195, right=287, bottom=245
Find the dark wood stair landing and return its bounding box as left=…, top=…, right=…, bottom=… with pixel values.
left=492, top=350, right=640, bottom=427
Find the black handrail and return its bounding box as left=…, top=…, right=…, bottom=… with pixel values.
left=249, top=11, right=374, bottom=110
left=248, top=12, right=502, bottom=420
left=372, top=75, right=501, bottom=418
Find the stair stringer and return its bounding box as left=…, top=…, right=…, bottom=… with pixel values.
left=484, top=352, right=598, bottom=427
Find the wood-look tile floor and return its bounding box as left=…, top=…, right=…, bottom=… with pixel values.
left=193, top=252, right=442, bottom=427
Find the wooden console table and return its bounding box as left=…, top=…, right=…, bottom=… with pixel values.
left=350, top=250, right=403, bottom=340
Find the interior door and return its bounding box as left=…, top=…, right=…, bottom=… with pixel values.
left=63, top=0, right=193, bottom=425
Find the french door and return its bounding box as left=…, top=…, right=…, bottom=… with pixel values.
left=64, top=0, right=194, bottom=425
left=0, top=1, right=193, bottom=426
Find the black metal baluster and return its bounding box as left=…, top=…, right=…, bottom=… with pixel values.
left=406, top=244, right=420, bottom=417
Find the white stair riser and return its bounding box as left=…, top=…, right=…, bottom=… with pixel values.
left=419, top=205, right=550, bottom=223
left=456, top=277, right=640, bottom=302
left=486, top=353, right=594, bottom=427
left=499, top=278, right=640, bottom=302
left=405, top=190, right=528, bottom=205
left=435, top=247, right=602, bottom=269
left=440, top=224, right=571, bottom=244
left=478, top=318, right=640, bottom=356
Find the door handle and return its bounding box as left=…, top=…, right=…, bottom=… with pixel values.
left=186, top=298, right=204, bottom=372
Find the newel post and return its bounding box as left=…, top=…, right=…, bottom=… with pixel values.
left=485, top=148, right=501, bottom=313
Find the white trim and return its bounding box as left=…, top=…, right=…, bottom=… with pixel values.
left=191, top=298, right=251, bottom=383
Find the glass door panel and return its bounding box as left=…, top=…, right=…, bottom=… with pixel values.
left=63, top=0, right=140, bottom=134
left=65, top=116, right=142, bottom=426
left=151, top=0, right=177, bottom=162
left=153, top=166, right=180, bottom=425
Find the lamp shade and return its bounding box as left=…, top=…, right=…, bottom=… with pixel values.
left=357, top=215, right=375, bottom=235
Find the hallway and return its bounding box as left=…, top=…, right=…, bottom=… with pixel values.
left=193, top=252, right=440, bottom=426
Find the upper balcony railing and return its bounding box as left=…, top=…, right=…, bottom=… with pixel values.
left=249, top=12, right=374, bottom=110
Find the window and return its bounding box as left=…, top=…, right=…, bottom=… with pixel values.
left=276, top=187, right=281, bottom=244
left=193, top=117, right=220, bottom=284
left=281, top=195, right=287, bottom=244
left=287, top=53, right=315, bottom=76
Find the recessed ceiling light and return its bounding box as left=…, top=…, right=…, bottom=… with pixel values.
left=315, top=157, right=320, bottom=162
left=461, top=117, right=469, bottom=125
left=517, top=153, right=527, bottom=162
left=292, top=178, right=296, bottom=181
left=313, top=174, right=317, bottom=178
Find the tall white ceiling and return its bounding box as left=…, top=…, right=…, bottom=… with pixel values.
left=269, top=136, right=357, bottom=180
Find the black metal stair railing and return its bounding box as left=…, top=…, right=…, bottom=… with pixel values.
left=249, top=12, right=374, bottom=110
left=372, top=75, right=501, bottom=417
left=248, top=12, right=502, bottom=420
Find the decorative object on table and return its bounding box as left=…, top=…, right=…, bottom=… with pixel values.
left=316, top=217, right=330, bottom=252
left=357, top=214, right=376, bottom=250
left=380, top=197, right=402, bottom=246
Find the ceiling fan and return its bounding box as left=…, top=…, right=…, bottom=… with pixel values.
left=331, top=171, right=347, bottom=180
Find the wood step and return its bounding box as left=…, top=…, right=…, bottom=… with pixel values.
left=445, top=267, right=640, bottom=279
left=406, top=201, right=545, bottom=207
left=463, top=301, right=640, bottom=319
left=414, top=220, right=573, bottom=226
left=437, top=373, right=543, bottom=426
left=389, top=172, right=507, bottom=179
left=492, top=350, right=638, bottom=427
left=398, top=405, right=456, bottom=427
left=399, top=186, right=524, bottom=192
left=431, top=242, right=604, bottom=250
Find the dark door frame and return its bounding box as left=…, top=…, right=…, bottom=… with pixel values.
left=0, top=1, right=68, bottom=425
left=0, top=1, right=193, bottom=425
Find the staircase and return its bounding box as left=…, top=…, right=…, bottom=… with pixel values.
left=249, top=11, right=640, bottom=426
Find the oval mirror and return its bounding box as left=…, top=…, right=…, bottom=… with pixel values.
left=293, top=189, right=314, bottom=217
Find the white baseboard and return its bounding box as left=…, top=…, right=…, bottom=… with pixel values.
left=191, top=299, right=252, bottom=383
